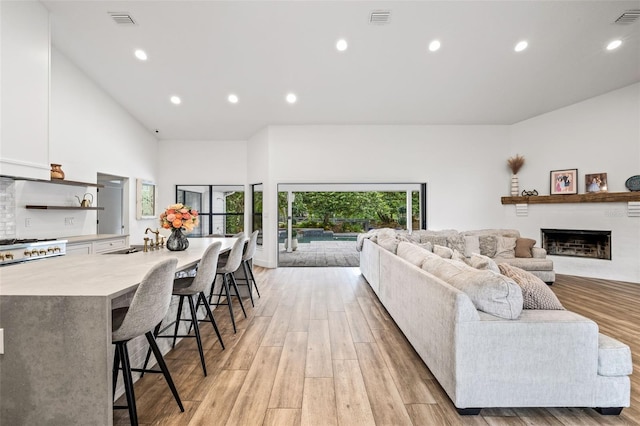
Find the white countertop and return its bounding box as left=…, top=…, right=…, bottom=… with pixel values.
left=0, top=237, right=236, bottom=298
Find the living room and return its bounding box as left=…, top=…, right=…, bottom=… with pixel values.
left=1, top=1, right=638, bottom=424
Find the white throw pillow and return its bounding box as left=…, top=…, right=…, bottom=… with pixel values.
left=469, top=253, right=501, bottom=274
left=464, top=235, right=480, bottom=257
left=433, top=244, right=453, bottom=259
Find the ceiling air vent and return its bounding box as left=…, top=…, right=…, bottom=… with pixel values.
left=109, top=12, right=137, bottom=25
left=369, top=10, right=391, bottom=25
left=614, top=10, right=640, bottom=24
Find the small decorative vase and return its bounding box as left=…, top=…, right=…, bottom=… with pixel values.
left=511, top=174, right=519, bottom=196
left=166, top=228, right=189, bottom=251
left=50, top=164, right=65, bottom=180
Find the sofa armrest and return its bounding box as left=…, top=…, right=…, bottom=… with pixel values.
left=531, top=247, right=547, bottom=258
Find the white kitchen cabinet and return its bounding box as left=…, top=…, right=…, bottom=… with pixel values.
left=0, top=1, right=50, bottom=180
left=65, top=243, right=92, bottom=256
left=66, top=235, right=129, bottom=255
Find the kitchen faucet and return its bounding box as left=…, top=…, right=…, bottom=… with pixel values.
left=144, top=228, right=164, bottom=251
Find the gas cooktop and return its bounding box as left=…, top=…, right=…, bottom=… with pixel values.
left=0, top=238, right=58, bottom=246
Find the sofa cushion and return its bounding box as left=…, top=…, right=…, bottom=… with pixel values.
left=396, top=242, right=437, bottom=267
left=446, top=233, right=466, bottom=253
left=423, top=257, right=523, bottom=319
left=478, top=235, right=498, bottom=257
left=377, top=234, right=400, bottom=254
left=433, top=244, right=453, bottom=259
left=515, top=238, right=536, bottom=258
left=468, top=253, right=501, bottom=274
left=597, top=333, right=633, bottom=376
left=498, top=263, right=564, bottom=310
left=494, top=236, right=517, bottom=259
left=497, top=257, right=554, bottom=271
left=464, top=235, right=480, bottom=257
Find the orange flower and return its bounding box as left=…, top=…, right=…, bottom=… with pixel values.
left=172, top=219, right=183, bottom=228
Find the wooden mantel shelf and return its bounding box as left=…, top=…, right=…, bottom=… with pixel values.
left=501, top=192, right=640, bottom=205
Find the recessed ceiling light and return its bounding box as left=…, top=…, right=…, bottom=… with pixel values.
left=606, top=39, right=622, bottom=50
left=286, top=93, right=297, bottom=104
left=134, top=49, right=147, bottom=61
left=428, top=40, right=441, bottom=52
left=514, top=40, right=528, bottom=52
left=170, top=96, right=181, bottom=105
left=336, top=39, right=348, bottom=52
left=228, top=94, right=239, bottom=104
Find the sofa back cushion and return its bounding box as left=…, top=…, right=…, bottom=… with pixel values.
left=423, top=256, right=523, bottom=319
left=396, top=242, right=438, bottom=267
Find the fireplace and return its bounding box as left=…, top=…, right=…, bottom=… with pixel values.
left=541, top=229, right=611, bottom=260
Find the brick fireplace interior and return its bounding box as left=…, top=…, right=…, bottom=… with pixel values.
left=541, top=229, right=612, bottom=260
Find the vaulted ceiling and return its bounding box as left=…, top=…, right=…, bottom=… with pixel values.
left=42, top=1, right=640, bottom=140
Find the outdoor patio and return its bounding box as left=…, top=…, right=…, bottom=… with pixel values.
left=278, top=240, right=359, bottom=267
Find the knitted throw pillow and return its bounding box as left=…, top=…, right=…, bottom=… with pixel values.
left=498, top=263, right=564, bottom=310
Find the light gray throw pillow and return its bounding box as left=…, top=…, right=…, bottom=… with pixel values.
left=423, top=257, right=523, bottom=319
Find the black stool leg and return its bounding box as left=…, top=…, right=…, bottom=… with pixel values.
left=145, top=331, right=184, bottom=412
left=172, top=296, right=185, bottom=348
left=140, top=323, right=162, bottom=377
left=247, top=260, right=260, bottom=298
left=119, top=342, right=139, bottom=426
left=187, top=294, right=207, bottom=376
left=112, top=345, right=121, bottom=400
left=198, top=292, right=225, bottom=349
left=229, top=272, right=247, bottom=318
left=240, top=261, right=255, bottom=307
left=222, top=274, right=237, bottom=332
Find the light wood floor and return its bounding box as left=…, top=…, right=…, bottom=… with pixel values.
left=115, top=268, right=639, bottom=425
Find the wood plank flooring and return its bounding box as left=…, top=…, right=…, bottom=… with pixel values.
left=114, top=268, right=639, bottom=425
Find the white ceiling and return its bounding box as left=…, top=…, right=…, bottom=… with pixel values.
left=42, top=1, right=640, bottom=141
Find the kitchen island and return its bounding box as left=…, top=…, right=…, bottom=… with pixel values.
left=0, top=237, right=237, bottom=426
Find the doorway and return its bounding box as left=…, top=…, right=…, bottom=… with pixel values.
left=276, top=183, right=426, bottom=267
left=97, top=173, right=126, bottom=235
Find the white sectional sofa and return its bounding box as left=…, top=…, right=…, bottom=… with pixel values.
left=359, top=237, right=632, bottom=415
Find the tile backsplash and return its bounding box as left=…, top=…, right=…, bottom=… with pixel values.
left=0, top=178, right=16, bottom=239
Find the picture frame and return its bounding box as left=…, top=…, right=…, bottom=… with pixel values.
left=550, top=169, right=578, bottom=195
left=585, top=173, right=608, bottom=193
left=136, top=179, right=157, bottom=219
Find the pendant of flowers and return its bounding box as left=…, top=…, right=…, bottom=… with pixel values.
left=160, top=203, right=199, bottom=233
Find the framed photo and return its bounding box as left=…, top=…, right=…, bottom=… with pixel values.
left=585, top=173, right=608, bottom=193
left=136, top=179, right=157, bottom=219
left=550, top=169, right=578, bottom=195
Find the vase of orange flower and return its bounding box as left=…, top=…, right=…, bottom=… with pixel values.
left=160, top=203, right=199, bottom=251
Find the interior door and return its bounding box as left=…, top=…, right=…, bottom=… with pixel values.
left=97, top=182, right=123, bottom=234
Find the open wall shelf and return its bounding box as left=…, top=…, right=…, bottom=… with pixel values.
left=501, top=192, right=640, bottom=205
left=14, top=177, right=104, bottom=188
left=26, top=205, right=104, bottom=210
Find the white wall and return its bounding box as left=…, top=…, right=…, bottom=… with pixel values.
left=13, top=48, right=161, bottom=240
left=260, top=124, right=511, bottom=267
left=508, top=83, right=640, bottom=282
left=157, top=140, right=247, bottom=238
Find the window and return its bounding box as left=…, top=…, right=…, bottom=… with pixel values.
left=176, top=185, right=244, bottom=236
left=252, top=183, right=263, bottom=245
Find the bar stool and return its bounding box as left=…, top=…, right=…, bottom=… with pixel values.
left=235, top=230, right=260, bottom=306
left=142, top=242, right=225, bottom=377
left=112, top=258, right=182, bottom=426
left=208, top=234, right=248, bottom=333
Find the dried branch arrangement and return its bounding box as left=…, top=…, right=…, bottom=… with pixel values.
left=507, top=154, right=525, bottom=174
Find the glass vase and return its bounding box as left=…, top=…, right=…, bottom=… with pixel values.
left=166, top=228, right=189, bottom=251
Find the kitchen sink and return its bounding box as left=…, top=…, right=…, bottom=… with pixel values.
left=104, top=245, right=146, bottom=254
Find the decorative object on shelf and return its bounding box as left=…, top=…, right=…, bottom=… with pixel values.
left=521, top=189, right=539, bottom=196
left=625, top=175, right=640, bottom=192
left=50, top=164, right=65, bottom=180
left=160, top=203, right=199, bottom=251
left=507, top=154, right=525, bottom=196
left=585, top=173, right=608, bottom=193
left=550, top=168, right=578, bottom=195
left=75, top=193, right=93, bottom=207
